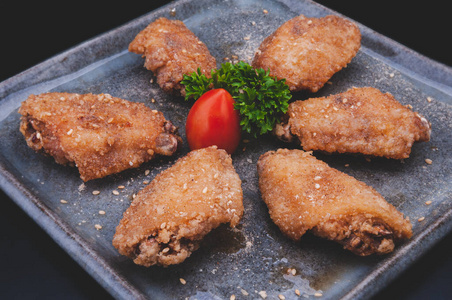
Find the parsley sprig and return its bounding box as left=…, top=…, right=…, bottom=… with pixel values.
left=181, top=61, right=291, bottom=137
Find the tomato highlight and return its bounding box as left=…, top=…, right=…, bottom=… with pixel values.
left=185, top=89, right=241, bottom=154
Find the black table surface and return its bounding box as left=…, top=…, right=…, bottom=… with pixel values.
left=1, top=1, right=451, bottom=299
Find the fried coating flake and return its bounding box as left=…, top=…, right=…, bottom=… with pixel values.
left=113, top=146, right=243, bottom=267
left=19, top=92, right=181, bottom=181
left=257, top=149, right=412, bottom=256
left=275, top=87, right=431, bottom=159
left=129, top=17, right=217, bottom=96
left=252, top=14, right=361, bottom=92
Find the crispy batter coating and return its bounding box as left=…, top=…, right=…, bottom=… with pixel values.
left=113, top=146, right=243, bottom=267
left=19, top=92, right=181, bottom=181
left=252, top=14, right=361, bottom=92
left=129, top=17, right=217, bottom=96
left=257, top=149, right=412, bottom=256
left=274, top=87, right=431, bottom=159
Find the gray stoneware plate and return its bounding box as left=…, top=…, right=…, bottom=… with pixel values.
left=0, top=0, right=451, bottom=299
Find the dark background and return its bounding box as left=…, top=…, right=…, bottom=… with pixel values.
left=0, top=1, right=450, bottom=299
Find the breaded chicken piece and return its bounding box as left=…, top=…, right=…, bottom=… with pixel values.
left=252, top=14, right=361, bottom=92
left=129, top=17, right=217, bottom=96
left=113, top=146, right=243, bottom=267
left=19, top=92, right=181, bottom=181
left=257, top=149, right=412, bottom=256
left=274, top=87, right=431, bottom=159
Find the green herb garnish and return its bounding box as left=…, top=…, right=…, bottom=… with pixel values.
left=181, top=61, right=291, bottom=137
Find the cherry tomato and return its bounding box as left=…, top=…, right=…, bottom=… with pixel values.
left=185, top=88, right=241, bottom=154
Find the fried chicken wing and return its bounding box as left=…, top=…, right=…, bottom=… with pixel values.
left=129, top=17, right=217, bottom=96
left=257, top=149, right=412, bottom=256
left=19, top=92, right=181, bottom=181
left=252, top=14, right=361, bottom=92
left=274, top=87, right=431, bottom=159
left=113, top=146, right=243, bottom=267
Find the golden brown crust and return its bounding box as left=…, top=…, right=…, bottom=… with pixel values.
left=257, top=149, right=412, bottom=255
left=113, top=146, right=243, bottom=267
left=129, top=17, right=217, bottom=96
left=284, top=87, right=431, bottom=159
left=252, top=15, right=361, bottom=92
left=19, top=92, right=181, bottom=181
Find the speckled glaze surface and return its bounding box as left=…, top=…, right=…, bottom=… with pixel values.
left=0, top=0, right=451, bottom=299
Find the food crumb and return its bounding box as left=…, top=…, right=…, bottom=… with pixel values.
left=143, top=180, right=150, bottom=185
left=230, top=295, right=236, bottom=300
left=314, top=292, right=323, bottom=297
left=118, top=185, right=125, bottom=189
left=99, top=210, right=106, bottom=215
left=241, top=288, right=249, bottom=296
left=427, top=96, right=433, bottom=103
left=94, top=224, right=102, bottom=230
left=112, top=190, right=120, bottom=195
left=263, top=9, right=269, bottom=14
left=278, top=294, right=286, bottom=300
left=418, top=217, right=425, bottom=222
left=258, top=291, right=267, bottom=299
left=295, top=289, right=301, bottom=296
left=179, top=278, right=186, bottom=285
left=425, top=158, right=433, bottom=165
left=425, top=200, right=432, bottom=205
left=92, top=190, right=100, bottom=195
left=145, top=169, right=150, bottom=176
left=60, top=199, right=68, bottom=204
left=78, top=183, right=86, bottom=192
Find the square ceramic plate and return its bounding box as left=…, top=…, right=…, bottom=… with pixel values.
left=0, top=0, right=451, bottom=299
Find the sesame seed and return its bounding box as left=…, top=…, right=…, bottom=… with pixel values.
left=314, top=292, right=323, bottom=297
left=99, top=210, right=106, bottom=215
left=251, top=21, right=256, bottom=26
left=147, top=149, right=154, bottom=156
left=60, top=199, right=68, bottom=204
left=118, top=185, right=125, bottom=189
left=143, top=180, right=149, bottom=185
left=241, top=289, right=249, bottom=296
left=67, top=129, right=73, bottom=135
left=244, top=36, right=251, bottom=40
left=263, top=9, right=268, bottom=14
left=258, top=291, right=267, bottom=299
left=345, top=164, right=350, bottom=167
left=278, top=294, right=285, bottom=300
left=295, top=289, right=301, bottom=296
left=315, top=183, right=320, bottom=189
left=427, top=97, right=433, bottom=103
left=162, top=247, right=170, bottom=253
left=94, top=224, right=102, bottom=230
left=179, top=278, right=186, bottom=285
left=425, top=159, right=433, bottom=165
left=230, top=295, right=236, bottom=300
left=145, top=169, right=151, bottom=176
left=291, top=268, right=297, bottom=275
left=203, top=187, right=208, bottom=193
left=112, top=190, right=120, bottom=195
left=425, top=200, right=432, bottom=205
left=389, top=73, right=395, bottom=78
left=418, top=217, right=425, bottom=222
left=92, top=190, right=100, bottom=195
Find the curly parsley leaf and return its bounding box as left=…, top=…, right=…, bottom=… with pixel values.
left=181, top=61, right=291, bottom=137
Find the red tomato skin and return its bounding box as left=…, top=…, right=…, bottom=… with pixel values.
left=185, top=89, right=241, bottom=154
